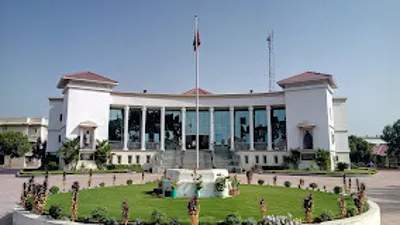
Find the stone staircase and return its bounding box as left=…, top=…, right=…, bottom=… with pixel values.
left=182, top=150, right=213, bottom=169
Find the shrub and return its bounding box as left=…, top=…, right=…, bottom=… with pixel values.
left=149, top=209, right=167, bottom=225
left=243, top=217, right=257, bottom=225
left=225, top=213, right=242, bottom=225
left=284, top=181, right=291, bottom=187
left=333, top=186, right=343, bottom=194
left=105, top=217, right=118, bottom=225
left=168, top=218, right=181, bottom=225
left=47, top=161, right=59, bottom=171
left=346, top=206, right=358, bottom=217
left=309, top=182, right=318, bottom=190
left=49, top=186, right=60, bottom=194
left=336, top=162, right=349, bottom=171
left=257, top=179, right=265, bottom=185
left=319, top=210, right=335, bottom=222
left=24, top=197, right=34, bottom=211
left=126, top=179, right=133, bottom=185
left=91, top=207, right=108, bottom=222
left=99, top=182, right=105, bottom=187
left=260, top=213, right=301, bottom=225
left=49, top=205, right=64, bottom=219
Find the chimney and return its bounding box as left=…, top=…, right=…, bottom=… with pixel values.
left=143, top=90, right=147, bottom=93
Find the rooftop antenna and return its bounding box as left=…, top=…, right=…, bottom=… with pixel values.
left=267, top=30, right=275, bottom=92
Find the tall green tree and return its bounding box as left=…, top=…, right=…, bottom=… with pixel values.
left=58, top=138, right=80, bottom=167
left=0, top=131, right=31, bottom=166
left=381, top=119, right=400, bottom=155
left=94, top=140, right=112, bottom=169
left=348, top=135, right=372, bottom=163
left=32, top=137, right=46, bottom=161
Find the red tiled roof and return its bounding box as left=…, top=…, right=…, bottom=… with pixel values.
left=57, top=71, right=118, bottom=89
left=63, top=71, right=118, bottom=84
left=372, top=144, right=388, bottom=156
left=183, top=88, right=212, bottom=95
left=277, top=71, right=338, bottom=89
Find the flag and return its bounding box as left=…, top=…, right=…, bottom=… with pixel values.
left=193, top=29, right=201, bottom=51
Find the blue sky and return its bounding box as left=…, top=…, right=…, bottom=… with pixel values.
left=1, top=0, right=399, bottom=136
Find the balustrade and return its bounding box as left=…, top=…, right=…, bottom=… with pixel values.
left=254, top=142, right=268, bottom=150
left=128, top=142, right=141, bottom=150
left=146, top=142, right=160, bottom=150
left=109, top=141, right=123, bottom=149
left=234, top=143, right=250, bottom=150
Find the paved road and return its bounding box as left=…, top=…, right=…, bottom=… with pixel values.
left=0, top=170, right=399, bottom=225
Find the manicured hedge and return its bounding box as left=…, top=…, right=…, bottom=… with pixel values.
left=262, top=169, right=377, bottom=175
left=19, top=169, right=130, bottom=175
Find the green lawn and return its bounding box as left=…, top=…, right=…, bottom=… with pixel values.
left=46, top=184, right=354, bottom=223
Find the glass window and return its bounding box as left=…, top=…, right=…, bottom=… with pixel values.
left=136, top=155, right=140, bottom=164
left=244, top=155, right=249, bottom=164
left=234, top=109, right=250, bottom=143
left=255, top=155, right=259, bottom=164
left=146, top=109, right=160, bottom=143
left=128, top=155, right=132, bottom=164
left=146, top=155, right=151, bottom=163
left=109, top=108, right=124, bottom=141
left=117, top=155, right=122, bottom=164
left=214, top=110, right=230, bottom=146
left=128, top=109, right=141, bottom=142
left=185, top=110, right=210, bottom=150
left=274, top=155, right=278, bottom=164
left=165, top=110, right=182, bottom=150
left=254, top=109, right=268, bottom=143
left=263, top=155, right=267, bottom=164
left=58, top=135, right=61, bottom=142
left=271, top=108, right=287, bottom=150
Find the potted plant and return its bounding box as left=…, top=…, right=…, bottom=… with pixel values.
left=192, top=169, right=203, bottom=197
left=215, top=177, right=226, bottom=198
left=168, top=176, right=177, bottom=198
left=229, top=175, right=240, bottom=196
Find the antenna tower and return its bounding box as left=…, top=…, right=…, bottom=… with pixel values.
left=267, top=30, right=275, bottom=92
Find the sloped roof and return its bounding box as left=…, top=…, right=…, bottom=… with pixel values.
left=277, top=71, right=338, bottom=89
left=372, top=144, right=388, bottom=156
left=183, top=88, right=212, bottom=95
left=57, top=71, right=118, bottom=89
left=79, top=120, right=98, bottom=128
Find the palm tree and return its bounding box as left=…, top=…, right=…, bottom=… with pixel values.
left=58, top=138, right=80, bottom=170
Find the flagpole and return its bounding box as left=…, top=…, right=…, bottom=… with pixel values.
left=195, top=14, right=200, bottom=169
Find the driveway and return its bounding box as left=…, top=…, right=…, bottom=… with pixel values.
left=0, top=170, right=398, bottom=225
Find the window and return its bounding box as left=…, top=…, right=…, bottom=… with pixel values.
left=274, top=155, right=278, bottom=164
left=331, top=132, right=335, bottom=145
left=255, top=155, right=259, bottom=164
left=146, top=155, right=151, bottom=164
left=58, top=135, right=61, bottom=142
left=128, top=155, right=132, bottom=164
left=34, top=128, right=37, bottom=133
left=244, top=155, right=249, bottom=164
left=59, top=114, right=62, bottom=121
left=263, top=155, right=267, bottom=164
left=136, top=155, right=140, bottom=164
left=117, top=155, right=122, bottom=164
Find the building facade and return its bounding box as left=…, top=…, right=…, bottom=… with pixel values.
left=47, top=71, right=351, bottom=171
left=0, top=117, right=48, bottom=168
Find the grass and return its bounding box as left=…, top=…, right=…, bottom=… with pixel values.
left=46, top=184, right=354, bottom=223
left=263, top=169, right=377, bottom=175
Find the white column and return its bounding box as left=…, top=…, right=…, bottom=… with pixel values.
left=160, top=107, right=165, bottom=151
left=267, top=106, right=273, bottom=150
left=230, top=106, right=235, bottom=151
left=209, top=107, right=214, bottom=150
left=249, top=106, right=254, bottom=150
left=91, top=129, right=96, bottom=150
left=181, top=107, right=186, bottom=150
left=79, top=128, right=84, bottom=148
left=141, top=106, right=147, bottom=151
left=123, top=106, right=129, bottom=150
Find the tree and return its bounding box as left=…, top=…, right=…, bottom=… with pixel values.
left=348, top=135, right=372, bottom=163
left=381, top=119, right=400, bottom=155
left=58, top=138, right=80, bottom=167
left=32, top=137, right=46, bottom=161
left=0, top=131, right=31, bottom=166
left=94, top=140, right=112, bottom=169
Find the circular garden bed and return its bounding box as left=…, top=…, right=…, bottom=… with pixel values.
left=44, top=183, right=357, bottom=224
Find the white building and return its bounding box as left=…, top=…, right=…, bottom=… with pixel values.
left=0, top=117, right=48, bottom=168
left=47, top=71, right=350, bottom=171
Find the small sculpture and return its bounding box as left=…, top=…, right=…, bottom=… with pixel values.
left=122, top=199, right=129, bottom=225
left=323, top=185, right=327, bottom=192
left=259, top=198, right=266, bottom=217
left=338, top=198, right=347, bottom=218
left=142, top=171, right=145, bottom=183
left=84, top=131, right=91, bottom=148
left=187, top=196, right=200, bottom=225
left=62, top=171, right=66, bottom=192
left=246, top=170, right=253, bottom=184
left=303, top=194, right=314, bottom=223
left=113, top=174, right=117, bottom=186
left=88, top=169, right=92, bottom=188
left=303, top=131, right=313, bottom=149
left=273, top=176, right=277, bottom=186
left=70, top=181, right=80, bottom=221
left=356, top=178, right=360, bottom=192
left=299, top=178, right=305, bottom=188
